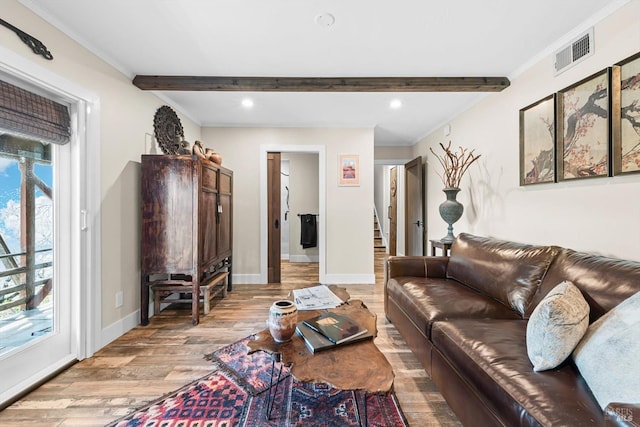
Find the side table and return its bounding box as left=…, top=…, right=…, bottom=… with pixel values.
left=430, top=239, right=452, bottom=256
left=247, top=299, right=394, bottom=426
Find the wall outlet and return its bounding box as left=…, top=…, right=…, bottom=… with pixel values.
left=115, top=291, right=124, bottom=308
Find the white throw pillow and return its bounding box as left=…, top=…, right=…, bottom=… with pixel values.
left=572, top=291, right=640, bottom=410
left=526, top=281, right=589, bottom=372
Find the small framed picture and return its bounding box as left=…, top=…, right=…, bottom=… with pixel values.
left=519, top=94, right=556, bottom=185
left=338, top=154, right=359, bottom=186
left=612, top=51, right=640, bottom=175
left=556, top=68, right=611, bottom=181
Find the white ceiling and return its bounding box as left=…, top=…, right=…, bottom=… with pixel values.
left=21, top=0, right=623, bottom=146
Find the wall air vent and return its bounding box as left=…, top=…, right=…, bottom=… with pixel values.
left=554, top=28, right=594, bottom=75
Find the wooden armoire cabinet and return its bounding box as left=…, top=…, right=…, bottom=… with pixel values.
left=140, top=154, right=233, bottom=326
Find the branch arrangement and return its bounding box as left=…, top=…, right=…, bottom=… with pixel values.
left=430, top=141, right=481, bottom=188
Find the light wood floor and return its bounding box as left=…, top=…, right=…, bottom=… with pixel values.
left=0, top=251, right=461, bottom=426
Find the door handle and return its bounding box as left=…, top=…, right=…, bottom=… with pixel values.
left=274, top=219, right=279, bottom=229
left=414, top=220, right=423, bottom=227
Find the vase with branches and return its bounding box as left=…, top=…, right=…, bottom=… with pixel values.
left=429, top=141, right=482, bottom=189
left=429, top=141, right=481, bottom=243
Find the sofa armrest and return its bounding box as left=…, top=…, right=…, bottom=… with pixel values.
left=385, top=256, right=448, bottom=282
left=605, top=402, right=640, bottom=427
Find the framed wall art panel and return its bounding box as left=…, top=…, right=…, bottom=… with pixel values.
left=556, top=68, right=611, bottom=181
left=519, top=94, right=556, bottom=185
left=612, top=51, right=640, bottom=175
left=338, top=154, right=360, bottom=186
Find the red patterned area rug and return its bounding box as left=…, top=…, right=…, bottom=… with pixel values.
left=107, top=336, right=408, bottom=427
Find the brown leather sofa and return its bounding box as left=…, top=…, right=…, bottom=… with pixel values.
left=384, top=233, right=640, bottom=426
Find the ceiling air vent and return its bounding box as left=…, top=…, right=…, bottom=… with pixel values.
left=554, top=28, right=594, bottom=75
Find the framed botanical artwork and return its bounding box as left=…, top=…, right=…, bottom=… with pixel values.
left=519, top=94, right=556, bottom=185
left=556, top=69, right=611, bottom=181
left=338, top=154, right=359, bottom=186
left=612, top=51, right=640, bottom=175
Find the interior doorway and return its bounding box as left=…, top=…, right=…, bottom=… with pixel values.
left=261, top=145, right=325, bottom=285
left=281, top=152, right=319, bottom=282
left=388, top=166, right=398, bottom=256
left=374, top=162, right=406, bottom=256
left=405, top=156, right=425, bottom=256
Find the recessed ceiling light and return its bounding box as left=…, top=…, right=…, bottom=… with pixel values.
left=390, top=99, right=402, bottom=109
left=242, top=98, right=254, bottom=108
left=315, top=13, right=335, bottom=27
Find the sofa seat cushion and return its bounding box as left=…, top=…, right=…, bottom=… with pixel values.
left=386, top=277, right=520, bottom=339
left=432, top=319, right=603, bottom=426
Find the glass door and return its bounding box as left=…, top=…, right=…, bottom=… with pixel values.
left=0, top=142, right=54, bottom=356
left=0, top=124, right=76, bottom=407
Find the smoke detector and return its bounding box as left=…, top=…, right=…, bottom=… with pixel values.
left=315, top=13, right=335, bottom=27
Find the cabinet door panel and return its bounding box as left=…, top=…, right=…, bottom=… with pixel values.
left=201, top=163, right=218, bottom=191
left=219, top=170, right=231, bottom=194
left=217, top=193, right=232, bottom=256
left=141, top=157, right=194, bottom=272
left=200, top=188, right=218, bottom=266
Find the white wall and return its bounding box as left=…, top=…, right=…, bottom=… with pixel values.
left=200, top=127, right=375, bottom=284
left=414, top=1, right=640, bottom=260
left=2, top=1, right=201, bottom=337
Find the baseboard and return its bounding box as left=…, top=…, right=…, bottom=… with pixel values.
left=216, top=273, right=373, bottom=285
left=232, top=274, right=262, bottom=284
left=289, top=255, right=320, bottom=263
left=323, top=274, right=376, bottom=285
left=100, top=309, right=139, bottom=348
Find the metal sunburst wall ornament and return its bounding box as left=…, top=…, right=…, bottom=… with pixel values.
left=153, top=105, right=186, bottom=155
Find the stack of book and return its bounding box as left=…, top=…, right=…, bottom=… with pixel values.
left=295, top=312, right=373, bottom=354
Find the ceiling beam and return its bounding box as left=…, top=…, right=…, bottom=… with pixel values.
left=132, top=75, right=510, bottom=92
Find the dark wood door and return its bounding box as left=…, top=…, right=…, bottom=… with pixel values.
left=405, top=156, right=424, bottom=256
left=388, top=167, right=397, bottom=256
left=267, top=152, right=281, bottom=283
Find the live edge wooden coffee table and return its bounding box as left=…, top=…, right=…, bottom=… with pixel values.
left=247, top=287, right=394, bottom=426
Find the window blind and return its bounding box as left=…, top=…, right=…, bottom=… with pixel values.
left=0, top=79, right=71, bottom=145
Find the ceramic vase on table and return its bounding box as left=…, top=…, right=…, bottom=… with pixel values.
left=439, top=187, right=463, bottom=244
left=267, top=300, right=298, bottom=342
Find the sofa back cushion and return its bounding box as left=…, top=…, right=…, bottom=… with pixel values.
left=527, top=248, right=640, bottom=321
left=447, top=233, right=558, bottom=317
